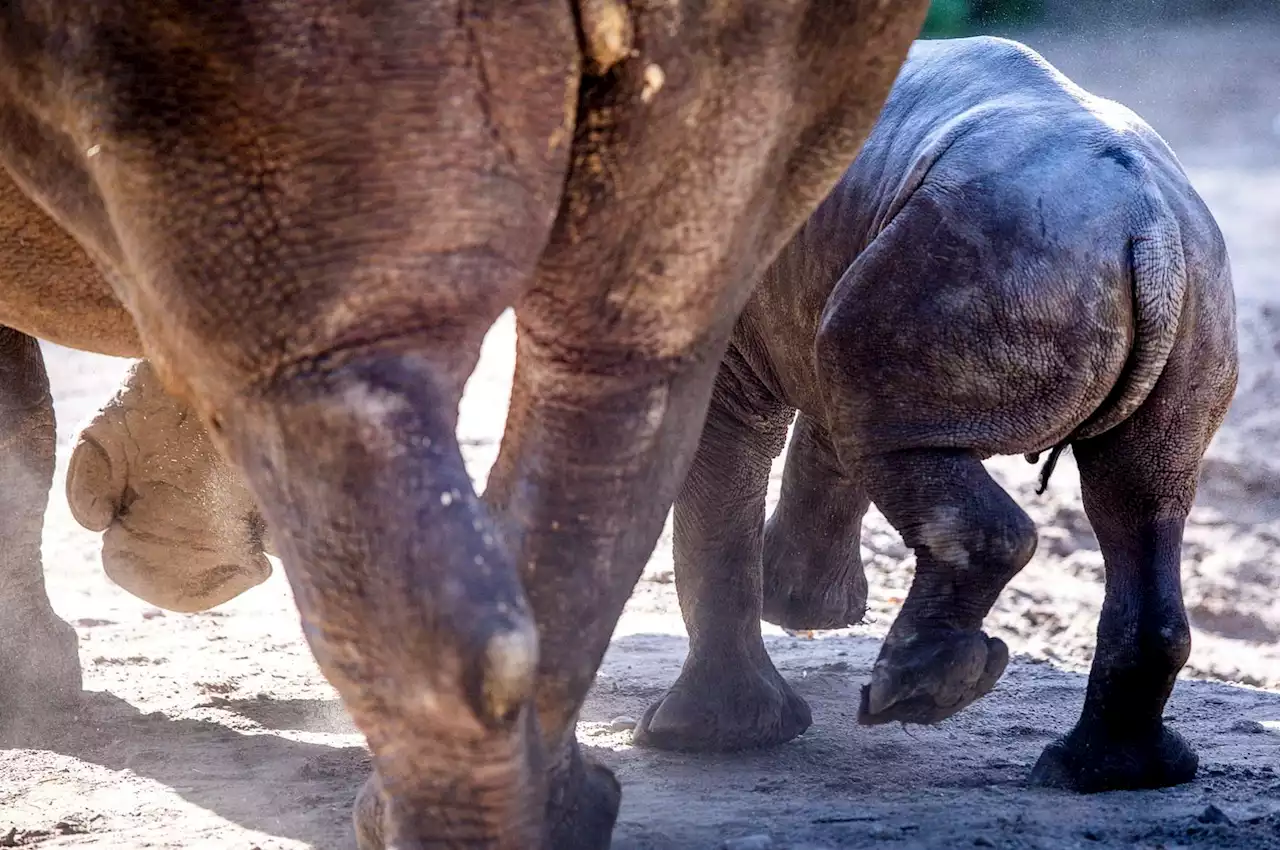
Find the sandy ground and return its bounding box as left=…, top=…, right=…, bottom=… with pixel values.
left=6, top=16, right=1280, bottom=850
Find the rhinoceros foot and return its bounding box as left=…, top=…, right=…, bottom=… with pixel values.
left=1029, top=724, right=1197, bottom=793
left=0, top=606, right=82, bottom=736
left=66, top=360, right=273, bottom=613
left=857, top=627, right=1008, bottom=727
left=761, top=553, right=868, bottom=632
left=633, top=644, right=811, bottom=752
left=547, top=740, right=622, bottom=850
left=353, top=739, right=621, bottom=850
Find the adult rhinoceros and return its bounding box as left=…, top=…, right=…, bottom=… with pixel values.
left=0, top=2, right=929, bottom=847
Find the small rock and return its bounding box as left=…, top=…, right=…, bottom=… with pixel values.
left=609, top=715, right=638, bottom=732
left=722, top=835, right=773, bottom=850
left=1230, top=719, right=1266, bottom=734
left=141, top=608, right=165, bottom=620
left=973, top=838, right=994, bottom=847
left=1198, top=804, right=1234, bottom=826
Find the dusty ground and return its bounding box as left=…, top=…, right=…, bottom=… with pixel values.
left=6, top=15, right=1280, bottom=850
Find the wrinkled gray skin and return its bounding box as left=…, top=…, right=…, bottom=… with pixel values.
left=0, top=1, right=931, bottom=846
left=634, top=37, right=1240, bottom=796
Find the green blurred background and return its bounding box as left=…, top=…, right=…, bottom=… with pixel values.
left=921, top=0, right=1042, bottom=37
left=921, top=0, right=1271, bottom=37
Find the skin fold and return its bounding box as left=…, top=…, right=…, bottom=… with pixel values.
left=633, top=37, right=1240, bottom=798
left=0, top=2, right=931, bottom=847
left=66, top=359, right=274, bottom=613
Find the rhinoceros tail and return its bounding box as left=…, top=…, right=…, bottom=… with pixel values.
left=1077, top=188, right=1189, bottom=440
left=1030, top=187, right=1188, bottom=494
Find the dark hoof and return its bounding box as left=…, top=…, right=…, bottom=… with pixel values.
left=548, top=752, right=621, bottom=850
left=1029, top=725, right=1198, bottom=793
left=857, top=630, right=1007, bottom=726
left=762, top=564, right=868, bottom=631
left=633, top=657, right=812, bottom=752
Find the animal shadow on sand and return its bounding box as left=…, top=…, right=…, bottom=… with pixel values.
left=1, top=690, right=369, bottom=847
left=6, top=632, right=1280, bottom=849
left=588, top=634, right=1280, bottom=850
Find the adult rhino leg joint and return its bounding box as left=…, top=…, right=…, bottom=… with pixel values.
left=215, top=350, right=548, bottom=846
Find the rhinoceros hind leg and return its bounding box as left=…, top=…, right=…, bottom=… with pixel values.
left=0, top=327, right=81, bottom=732
left=853, top=447, right=1035, bottom=727
left=1028, top=360, right=1228, bottom=792
left=633, top=362, right=811, bottom=752
left=762, top=413, right=870, bottom=630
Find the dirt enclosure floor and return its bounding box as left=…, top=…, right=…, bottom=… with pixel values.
left=7, top=16, right=1280, bottom=850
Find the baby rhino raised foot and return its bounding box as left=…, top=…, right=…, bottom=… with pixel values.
left=66, top=361, right=272, bottom=612
left=858, top=628, right=1009, bottom=726
left=1030, top=725, right=1198, bottom=793
left=634, top=650, right=811, bottom=752
left=761, top=531, right=868, bottom=631
left=761, top=414, right=871, bottom=632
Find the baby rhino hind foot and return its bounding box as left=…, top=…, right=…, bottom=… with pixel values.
left=858, top=629, right=1008, bottom=726
left=1030, top=725, right=1198, bottom=793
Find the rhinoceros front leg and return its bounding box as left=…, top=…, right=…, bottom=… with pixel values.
left=4, top=1, right=581, bottom=845
left=632, top=353, right=812, bottom=753
left=66, top=359, right=272, bottom=612
left=477, top=0, right=928, bottom=840
left=0, top=326, right=81, bottom=728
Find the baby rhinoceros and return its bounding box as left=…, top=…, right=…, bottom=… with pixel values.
left=634, top=35, right=1238, bottom=795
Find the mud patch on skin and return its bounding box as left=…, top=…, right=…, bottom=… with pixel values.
left=917, top=504, right=971, bottom=568
left=576, top=0, right=634, bottom=76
